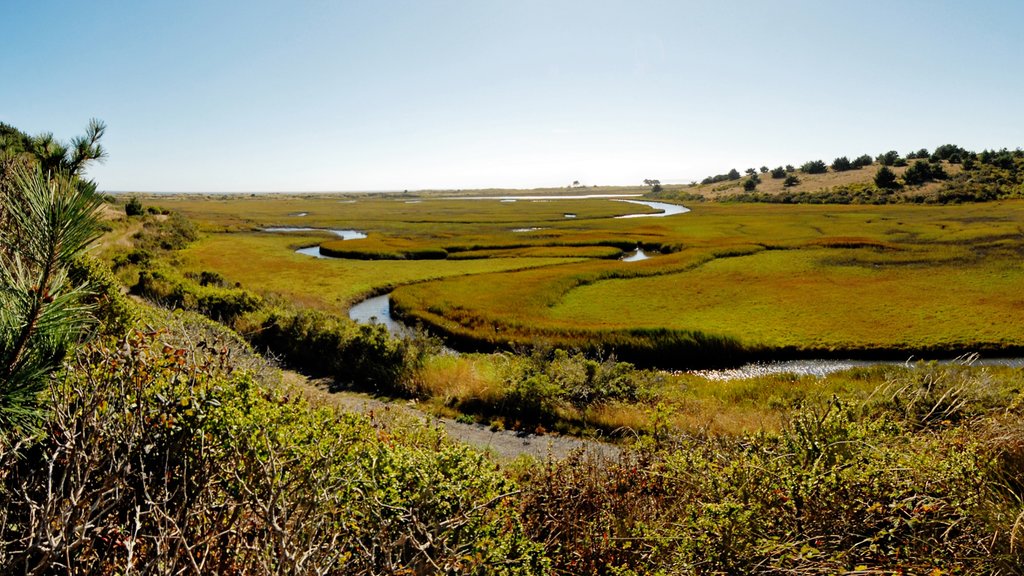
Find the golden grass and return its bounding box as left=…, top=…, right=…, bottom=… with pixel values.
left=696, top=161, right=963, bottom=199
left=416, top=354, right=505, bottom=407
left=180, top=232, right=586, bottom=309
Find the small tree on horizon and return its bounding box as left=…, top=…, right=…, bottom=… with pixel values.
left=851, top=154, right=873, bottom=168
left=800, top=160, right=828, bottom=174
left=831, top=156, right=852, bottom=172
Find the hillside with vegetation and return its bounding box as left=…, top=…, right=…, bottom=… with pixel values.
left=3, top=122, right=1024, bottom=574
left=654, top=145, right=1024, bottom=205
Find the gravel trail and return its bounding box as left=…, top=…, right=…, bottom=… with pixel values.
left=286, top=372, right=621, bottom=462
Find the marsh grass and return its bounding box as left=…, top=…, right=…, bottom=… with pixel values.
left=105, top=194, right=1024, bottom=409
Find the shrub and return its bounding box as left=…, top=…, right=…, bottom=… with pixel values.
left=0, top=331, right=548, bottom=574
left=254, top=308, right=431, bottom=396
left=876, top=150, right=901, bottom=166
left=742, top=178, right=757, bottom=191
left=831, top=156, right=852, bottom=171
left=874, top=166, right=899, bottom=189
left=851, top=154, right=873, bottom=168
left=932, top=144, right=968, bottom=162
left=800, top=160, right=828, bottom=174
left=520, top=391, right=1024, bottom=574
left=770, top=166, right=786, bottom=179
left=125, top=195, right=143, bottom=216
left=783, top=174, right=800, bottom=188
left=903, top=159, right=948, bottom=186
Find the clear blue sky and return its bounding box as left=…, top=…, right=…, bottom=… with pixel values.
left=3, top=1, right=1022, bottom=192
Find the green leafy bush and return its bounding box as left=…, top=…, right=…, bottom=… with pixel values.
left=253, top=308, right=430, bottom=395
left=0, top=330, right=547, bottom=575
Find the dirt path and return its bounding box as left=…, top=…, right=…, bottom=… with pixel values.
left=283, top=371, right=621, bottom=462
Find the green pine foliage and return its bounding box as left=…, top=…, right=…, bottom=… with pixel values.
left=0, top=168, right=103, bottom=435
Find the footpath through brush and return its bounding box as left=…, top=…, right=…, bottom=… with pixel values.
left=283, top=370, right=621, bottom=461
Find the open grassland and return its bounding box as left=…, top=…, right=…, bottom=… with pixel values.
left=180, top=232, right=584, bottom=309
left=116, top=193, right=1024, bottom=366
left=392, top=201, right=1024, bottom=364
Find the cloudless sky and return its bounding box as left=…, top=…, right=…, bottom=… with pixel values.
left=2, top=1, right=1022, bottom=192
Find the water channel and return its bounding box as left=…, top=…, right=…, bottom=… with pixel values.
left=346, top=293, right=1024, bottom=379
left=347, top=294, right=413, bottom=336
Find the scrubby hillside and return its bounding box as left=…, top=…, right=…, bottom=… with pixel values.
left=660, top=145, right=1024, bottom=204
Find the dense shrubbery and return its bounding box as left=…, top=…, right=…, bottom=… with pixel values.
left=902, top=159, right=948, bottom=185
left=520, top=371, right=1024, bottom=574
left=498, top=348, right=653, bottom=425
left=0, top=329, right=547, bottom=575
left=251, top=307, right=434, bottom=395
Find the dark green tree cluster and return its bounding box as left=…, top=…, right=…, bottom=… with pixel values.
left=902, top=160, right=948, bottom=186
left=700, top=168, right=742, bottom=185
left=125, top=195, right=144, bottom=216
left=851, top=154, right=873, bottom=168
left=876, top=150, right=906, bottom=167
left=874, top=166, right=899, bottom=189
left=800, top=159, right=828, bottom=174
left=830, top=156, right=852, bottom=171
left=932, top=143, right=972, bottom=163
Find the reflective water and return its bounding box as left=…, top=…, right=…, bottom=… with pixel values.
left=448, top=194, right=643, bottom=200
left=347, top=294, right=411, bottom=336
left=295, top=246, right=327, bottom=258
left=613, top=199, right=690, bottom=219
left=692, top=356, right=1024, bottom=380
left=622, top=248, right=650, bottom=262
left=263, top=227, right=367, bottom=240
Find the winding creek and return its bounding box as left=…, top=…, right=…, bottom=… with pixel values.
left=346, top=293, right=1024, bottom=379
left=265, top=200, right=1024, bottom=379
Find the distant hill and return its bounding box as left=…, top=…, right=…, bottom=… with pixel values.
left=655, top=146, right=1024, bottom=204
